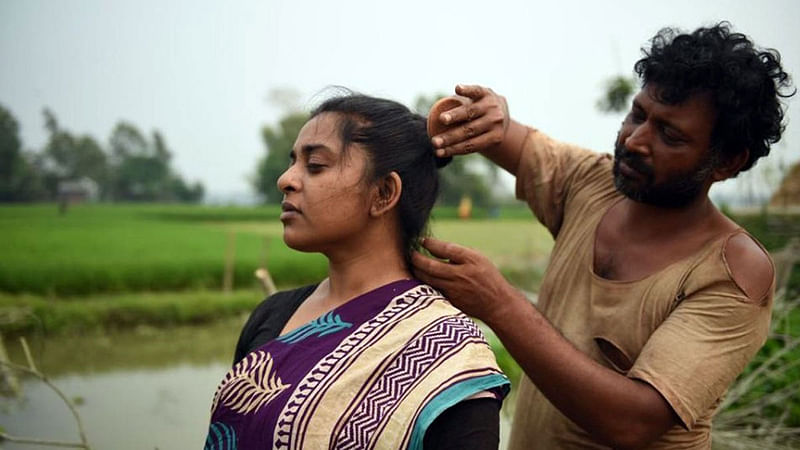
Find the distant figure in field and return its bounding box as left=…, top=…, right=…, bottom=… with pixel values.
left=414, top=22, right=794, bottom=449
left=205, top=93, right=509, bottom=450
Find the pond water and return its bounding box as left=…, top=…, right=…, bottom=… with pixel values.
left=0, top=319, right=242, bottom=449
left=0, top=318, right=515, bottom=449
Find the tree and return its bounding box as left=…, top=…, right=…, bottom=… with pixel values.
left=109, top=121, right=149, bottom=161
left=0, top=104, right=46, bottom=201
left=108, top=121, right=203, bottom=202
left=596, top=76, right=636, bottom=113
left=253, top=112, right=308, bottom=203
left=42, top=108, right=109, bottom=197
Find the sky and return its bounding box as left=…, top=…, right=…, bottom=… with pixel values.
left=1, top=0, right=798, bottom=203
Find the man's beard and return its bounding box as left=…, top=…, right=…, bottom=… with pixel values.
left=612, top=141, right=715, bottom=208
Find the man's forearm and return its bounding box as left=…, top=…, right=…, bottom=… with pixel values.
left=486, top=285, right=677, bottom=449
left=479, top=119, right=529, bottom=176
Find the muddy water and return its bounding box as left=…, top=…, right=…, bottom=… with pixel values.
left=0, top=318, right=243, bottom=449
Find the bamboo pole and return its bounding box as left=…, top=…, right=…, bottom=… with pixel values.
left=223, top=231, right=236, bottom=293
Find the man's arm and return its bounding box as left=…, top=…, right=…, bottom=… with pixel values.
left=429, top=85, right=529, bottom=176
left=411, top=238, right=679, bottom=450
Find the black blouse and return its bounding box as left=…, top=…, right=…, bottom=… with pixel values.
left=234, top=285, right=501, bottom=450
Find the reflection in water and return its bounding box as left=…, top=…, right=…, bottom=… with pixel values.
left=0, top=318, right=243, bottom=449
left=1, top=364, right=228, bottom=449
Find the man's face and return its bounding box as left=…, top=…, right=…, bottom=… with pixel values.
left=613, top=84, right=718, bottom=208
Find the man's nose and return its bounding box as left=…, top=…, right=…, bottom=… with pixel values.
left=624, top=122, right=652, bottom=156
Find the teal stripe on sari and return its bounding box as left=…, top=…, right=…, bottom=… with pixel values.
left=407, top=373, right=510, bottom=450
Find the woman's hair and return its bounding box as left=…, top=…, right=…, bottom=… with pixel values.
left=634, top=22, right=794, bottom=174
left=310, top=92, right=449, bottom=267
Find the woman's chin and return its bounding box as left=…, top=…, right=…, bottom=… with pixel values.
left=282, top=235, right=318, bottom=253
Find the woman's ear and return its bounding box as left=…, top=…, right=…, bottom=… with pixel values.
left=370, top=172, right=402, bottom=217
left=712, top=148, right=749, bottom=181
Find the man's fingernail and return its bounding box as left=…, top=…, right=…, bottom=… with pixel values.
left=442, top=113, right=451, bottom=124
left=436, top=149, right=446, bottom=157
left=432, top=137, right=443, bottom=147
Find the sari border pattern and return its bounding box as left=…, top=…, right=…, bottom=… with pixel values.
left=330, top=314, right=488, bottom=449
left=273, top=284, right=437, bottom=449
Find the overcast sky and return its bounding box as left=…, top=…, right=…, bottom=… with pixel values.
left=1, top=0, right=798, bottom=202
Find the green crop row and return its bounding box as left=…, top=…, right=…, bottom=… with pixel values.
left=0, top=204, right=549, bottom=297
left=0, top=204, right=327, bottom=295
left=0, top=289, right=263, bottom=336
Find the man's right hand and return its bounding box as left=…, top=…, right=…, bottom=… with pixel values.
left=430, top=84, right=528, bottom=176
left=430, top=84, right=509, bottom=158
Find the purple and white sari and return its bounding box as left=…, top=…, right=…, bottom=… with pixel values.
left=205, top=280, right=509, bottom=450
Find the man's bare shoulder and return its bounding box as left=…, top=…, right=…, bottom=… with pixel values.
left=723, top=233, right=774, bottom=305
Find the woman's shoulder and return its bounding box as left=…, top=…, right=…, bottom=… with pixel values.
left=270, top=284, right=318, bottom=303
left=412, top=282, right=485, bottom=329
left=240, top=284, right=319, bottom=340
left=234, top=283, right=319, bottom=365
left=251, top=284, right=318, bottom=316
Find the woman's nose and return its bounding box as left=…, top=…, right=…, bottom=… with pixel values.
left=277, top=166, right=298, bottom=193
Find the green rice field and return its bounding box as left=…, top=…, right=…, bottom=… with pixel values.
left=0, top=204, right=317, bottom=296
left=0, top=203, right=550, bottom=297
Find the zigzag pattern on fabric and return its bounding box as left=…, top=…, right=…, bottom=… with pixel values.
left=273, top=284, right=442, bottom=450
left=332, top=315, right=486, bottom=450
left=276, top=311, right=352, bottom=344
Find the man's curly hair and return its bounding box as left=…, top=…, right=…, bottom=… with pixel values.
left=634, top=22, right=794, bottom=174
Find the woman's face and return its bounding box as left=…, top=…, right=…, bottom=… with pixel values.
left=277, top=112, right=374, bottom=253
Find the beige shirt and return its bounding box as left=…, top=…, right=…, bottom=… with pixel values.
left=507, top=129, right=773, bottom=449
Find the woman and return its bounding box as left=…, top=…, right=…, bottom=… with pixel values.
left=205, top=93, right=509, bottom=450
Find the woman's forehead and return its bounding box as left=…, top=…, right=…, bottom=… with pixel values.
left=297, top=113, right=342, bottom=147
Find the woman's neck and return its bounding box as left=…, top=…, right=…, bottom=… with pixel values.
left=320, top=230, right=411, bottom=309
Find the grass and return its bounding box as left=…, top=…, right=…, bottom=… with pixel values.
left=0, top=203, right=552, bottom=337
left=0, top=289, right=263, bottom=336
left=0, top=203, right=549, bottom=297
left=0, top=204, right=326, bottom=295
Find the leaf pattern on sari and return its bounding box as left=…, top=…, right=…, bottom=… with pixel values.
left=210, top=350, right=290, bottom=415
left=276, top=311, right=352, bottom=344
left=204, top=421, right=237, bottom=450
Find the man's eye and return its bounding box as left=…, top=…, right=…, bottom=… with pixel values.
left=306, top=163, right=325, bottom=172
left=630, top=111, right=645, bottom=123
left=660, top=128, right=684, bottom=146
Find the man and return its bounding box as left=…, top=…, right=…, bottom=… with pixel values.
left=412, top=23, right=794, bottom=449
